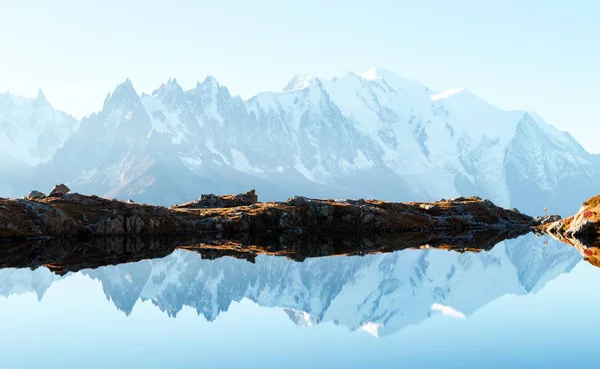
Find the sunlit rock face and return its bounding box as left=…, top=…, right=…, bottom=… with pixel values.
left=545, top=194, right=600, bottom=268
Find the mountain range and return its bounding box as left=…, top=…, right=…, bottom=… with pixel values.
left=1, top=67, right=598, bottom=215
left=0, top=234, right=581, bottom=337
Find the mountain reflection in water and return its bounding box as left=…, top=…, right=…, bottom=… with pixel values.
left=0, top=233, right=582, bottom=337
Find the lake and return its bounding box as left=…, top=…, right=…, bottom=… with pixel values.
left=0, top=233, right=598, bottom=368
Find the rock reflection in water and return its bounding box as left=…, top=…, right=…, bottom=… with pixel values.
left=0, top=228, right=528, bottom=275
left=0, top=232, right=581, bottom=337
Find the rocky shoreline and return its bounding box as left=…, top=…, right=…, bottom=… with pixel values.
left=0, top=186, right=540, bottom=241
left=543, top=195, right=600, bottom=267
left=4, top=185, right=600, bottom=273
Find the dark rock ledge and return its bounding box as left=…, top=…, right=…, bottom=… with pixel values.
left=0, top=188, right=540, bottom=241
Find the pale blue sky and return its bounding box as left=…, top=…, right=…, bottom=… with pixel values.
left=1, top=0, right=598, bottom=152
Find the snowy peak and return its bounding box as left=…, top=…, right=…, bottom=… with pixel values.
left=35, top=88, right=49, bottom=105
left=196, top=75, right=221, bottom=93
left=0, top=90, right=78, bottom=166
left=152, top=78, right=182, bottom=95
left=99, top=79, right=148, bottom=130
left=114, top=78, right=135, bottom=94
left=193, top=75, right=231, bottom=103
left=282, top=74, right=319, bottom=91
left=201, top=75, right=219, bottom=87
left=104, top=78, right=138, bottom=104
left=2, top=66, right=598, bottom=216
left=151, top=78, right=186, bottom=107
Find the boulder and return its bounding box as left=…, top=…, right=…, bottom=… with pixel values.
left=236, top=189, right=258, bottom=204
left=27, top=190, right=46, bottom=200
left=178, top=190, right=259, bottom=209
left=49, top=184, right=70, bottom=198
left=286, top=196, right=308, bottom=206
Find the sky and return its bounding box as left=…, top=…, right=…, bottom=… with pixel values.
left=1, top=0, right=599, bottom=152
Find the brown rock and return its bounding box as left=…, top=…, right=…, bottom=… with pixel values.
left=49, top=184, right=70, bottom=198
left=0, top=191, right=535, bottom=240
left=176, top=190, right=259, bottom=209
left=27, top=190, right=46, bottom=200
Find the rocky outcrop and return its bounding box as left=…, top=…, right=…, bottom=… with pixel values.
left=48, top=184, right=70, bottom=198
left=174, top=190, right=258, bottom=209
left=531, top=214, right=562, bottom=227
left=0, top=191, right=535, bottom=240
left=27, top=190, right=46, bottom=200
left=543, top=194, right=600, bottom=268
left=0, top=189, right=555, bottom=274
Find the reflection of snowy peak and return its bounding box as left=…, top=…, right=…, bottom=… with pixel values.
left=0, top=267, right=62, bottom=301
left=2, top=67, right=598, bottom=214
left=79, top=234, right=579, bottom=336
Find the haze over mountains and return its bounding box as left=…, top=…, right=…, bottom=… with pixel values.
left=1, top=67, right=597, bottom=215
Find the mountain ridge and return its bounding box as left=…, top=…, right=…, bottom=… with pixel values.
left=1, top=67, right=597, bottom=215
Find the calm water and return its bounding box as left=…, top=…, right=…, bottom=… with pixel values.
left=1, top=233, right=598, bottom=368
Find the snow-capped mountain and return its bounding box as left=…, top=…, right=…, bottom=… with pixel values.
left=0, top=90, right=78, bottom=166
left=1, top=67, right=598, bottom=214
left=0, top=234, right=580, bottom=336
left=0, top=90, right=79, bottom=197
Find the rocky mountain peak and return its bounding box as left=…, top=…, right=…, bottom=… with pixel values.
left=103, top=78, right=140, bottom=108
left=0, top=68, right=598, bottom=215
left=35, top=88, right=49, bottom=106
left=282, top=74, right=319, bottom=91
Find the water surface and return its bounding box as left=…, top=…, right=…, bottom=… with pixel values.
left=0, top=233, right=598, bottom=368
